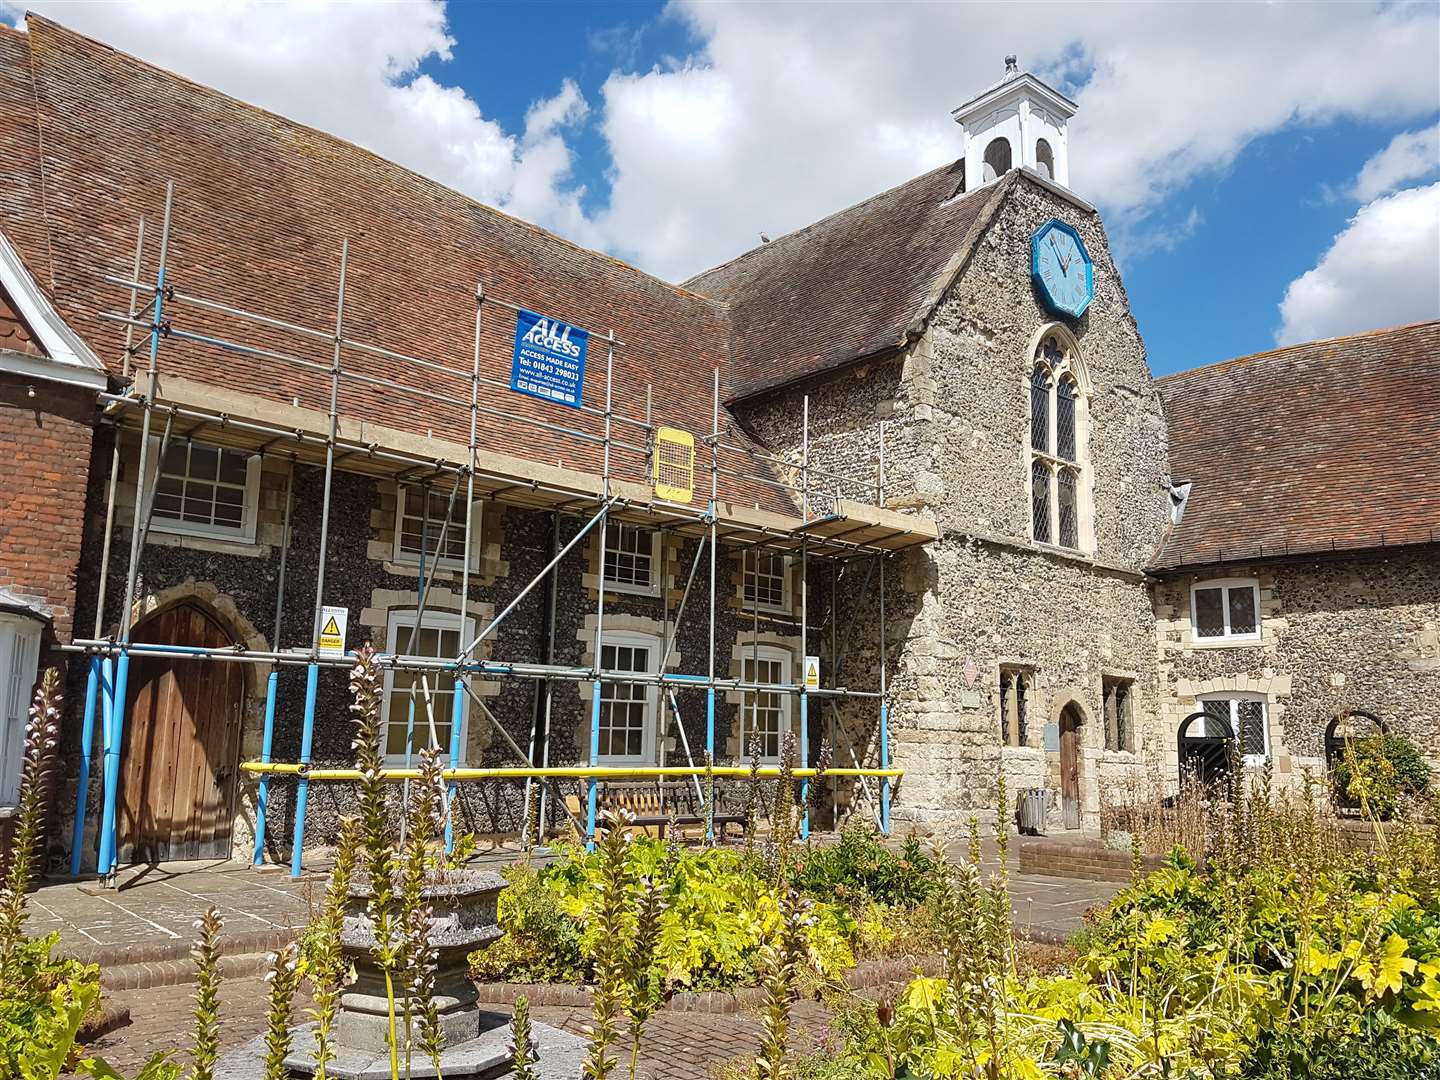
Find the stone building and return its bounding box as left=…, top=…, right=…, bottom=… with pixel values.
left=0, top=16, right=1434, bottom=870
left=1151, top=322, right=1440, bottom=786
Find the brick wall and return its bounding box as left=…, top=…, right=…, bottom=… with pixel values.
left=0, top=372, right=96, bottom=642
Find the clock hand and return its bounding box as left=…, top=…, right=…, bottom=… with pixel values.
left=1050, top=235, right=1071, bottom=276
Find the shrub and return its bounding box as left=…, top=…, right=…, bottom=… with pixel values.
left=787, top=823, right=938, bottom=910
left=469, top=859, right=586, bottom=984
left=1333, top=734, right=1431, bottom=819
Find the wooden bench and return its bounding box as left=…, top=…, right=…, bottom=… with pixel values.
left=563, top=780, right=750, bottom=841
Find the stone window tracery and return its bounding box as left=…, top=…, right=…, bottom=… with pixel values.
left=1027, top=332, right=1088, bottom=552
left=999, top=666, right=1030, bottom=746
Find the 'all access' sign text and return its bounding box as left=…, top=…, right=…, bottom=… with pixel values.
left=510, top=309, right=588, bottom=408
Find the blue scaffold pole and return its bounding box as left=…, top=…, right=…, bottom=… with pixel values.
left=96, top=653, right=130, bottom=876
left=704, top=687, right=716, bottom=843
left=69, top=655, right=101, bottom=876
left=800, top=692, right=810, bottom=840
left=252, top=668, right=280, bottom=866
left=445, top=677, right=465, bottom=852
left=880, top=703, right=891, bottom=836
left=585, top=680, right=602, bottom=851
left=289, top=662, right=319, bottom=878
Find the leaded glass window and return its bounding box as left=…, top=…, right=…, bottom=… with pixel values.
left=1056, top=378, right=1077, bottom=461
left=1191, top=580, right=1261, bottom=642
left=1198, top=696, right=1269, bottom=762
left=1027, top=334, right=1085, bottom=551
left=1030, top=366, right=1050, bottom=452
left=1057, top=467, right=1079, bottom=549
left=999, top=667, right=1029, bottom=746
left=1031, top=460, right=1051, bottom=545
left=1102, top=676, right=1132, bottom=752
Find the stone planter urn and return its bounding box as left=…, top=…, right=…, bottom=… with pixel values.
left=334, top=868, right=505, bottom=1054
left=219, top=864, right=587, bottom=1079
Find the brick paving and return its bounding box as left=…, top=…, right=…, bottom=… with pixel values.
left=46, top=839, right=1123, bottom=1076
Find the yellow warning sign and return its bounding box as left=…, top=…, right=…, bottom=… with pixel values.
left=317, top=606, right=348, bottom=657
left=803, top=655, right=821, bottom=691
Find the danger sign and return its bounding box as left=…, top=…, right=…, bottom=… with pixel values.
left=803, top=655, right=821, bottom=692
left=317, top=606, right=348, bottom=657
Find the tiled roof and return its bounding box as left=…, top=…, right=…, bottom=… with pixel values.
left=0, top=17, right=795, bottom=509
left=685, top=164, right=1006, bottom=401
left=1153, top=321, right=1440, bottom=569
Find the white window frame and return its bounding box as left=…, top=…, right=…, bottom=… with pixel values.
left=740, top=644, right=794, bottom=765
left=741, top=550, right=793, bottom=616
left=391, top=485, right=482, bottom=573
left=381, top=609, right=474, bottom=766
left=595, top=629, right=660, bottom=765
left=602, top=524, right=662, bottom=597
left=0, top=614, right=42, bottom=806
left=145, top=437, right=261, bottom=544
left=1195, top=691, right=1270, bottom=765
left=1189, top=578, right=1261, bottom=644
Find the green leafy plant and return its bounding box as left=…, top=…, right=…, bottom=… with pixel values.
left=787, top=822, right=938, bottom=910
left=1334, top=733, right=1431, bottom=819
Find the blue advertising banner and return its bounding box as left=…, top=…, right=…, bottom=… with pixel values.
left=510, top=309, right=588, bottom=409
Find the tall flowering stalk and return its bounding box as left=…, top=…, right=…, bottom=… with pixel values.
left=0, top=667, right=60, bottom=976
left=309, top=816, right=359, bottom=1080
left=623, top=875, right=668, bottom=1080
left=508, top=993, right=538, bottom=1080
left=398, top=746, right=447, bottom=1074
left=743, top=735, right=763, bottom=854
left=261, top=942, right=301, bottom=1080
left=754, top=887, right=813, bottom=1080
left=348, top=645, right=402, bottom=1080
left=582, top=810, right=634, bottom=1080
left=189, top=906, right=224, bottom=1080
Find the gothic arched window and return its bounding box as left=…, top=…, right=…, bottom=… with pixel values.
left=1035, top=138, right=1054, bottom=180
left=983, top=137, right=1012, bottom=181
left=1028, top=332, right=1088, bottom=551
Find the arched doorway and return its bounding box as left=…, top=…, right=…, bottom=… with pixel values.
left=120, top=602, right=246, bottom=863
left=1178, top=709, right=1234, bottom=796
left=1324, top=708, right=1387, bottom=767
left=1058, top=703, right=1084, bottom=829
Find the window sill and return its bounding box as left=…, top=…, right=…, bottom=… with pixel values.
left=145, top=528, right=266, bottom=558
left=1185, top=635, right=1264, bottom=650
left=603, top=580, right=661, bottom=599
left=384, top=559, right=473, bottom=580
left=743, top=604, right=795, bottom=620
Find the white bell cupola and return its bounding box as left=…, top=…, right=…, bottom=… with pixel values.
left=952, top=55, right=1077, bottom=193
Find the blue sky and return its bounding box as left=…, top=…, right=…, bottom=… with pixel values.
left=7, top=1, right=1439, bottom=377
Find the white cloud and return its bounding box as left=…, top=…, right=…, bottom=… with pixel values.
left=0, top=0, right=589, bottom=237
left=1276, top=183, right=1440, bottom=345
left=589, top=1, right=1440, bottom=279
left=1351, top=124, right=1440, bottom=202
left=4, top=1, right=1439, bottom=284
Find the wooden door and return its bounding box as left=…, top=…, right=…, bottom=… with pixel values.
left=119, top=603, right=245, bottom=863
left=1059, top=704, right=1082, bottom=830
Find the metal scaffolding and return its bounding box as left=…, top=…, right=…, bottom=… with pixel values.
left=65, top=185, right=933, bottom=882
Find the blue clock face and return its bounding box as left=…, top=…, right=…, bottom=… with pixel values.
left=1031, top=219, right=1094, bottom=319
